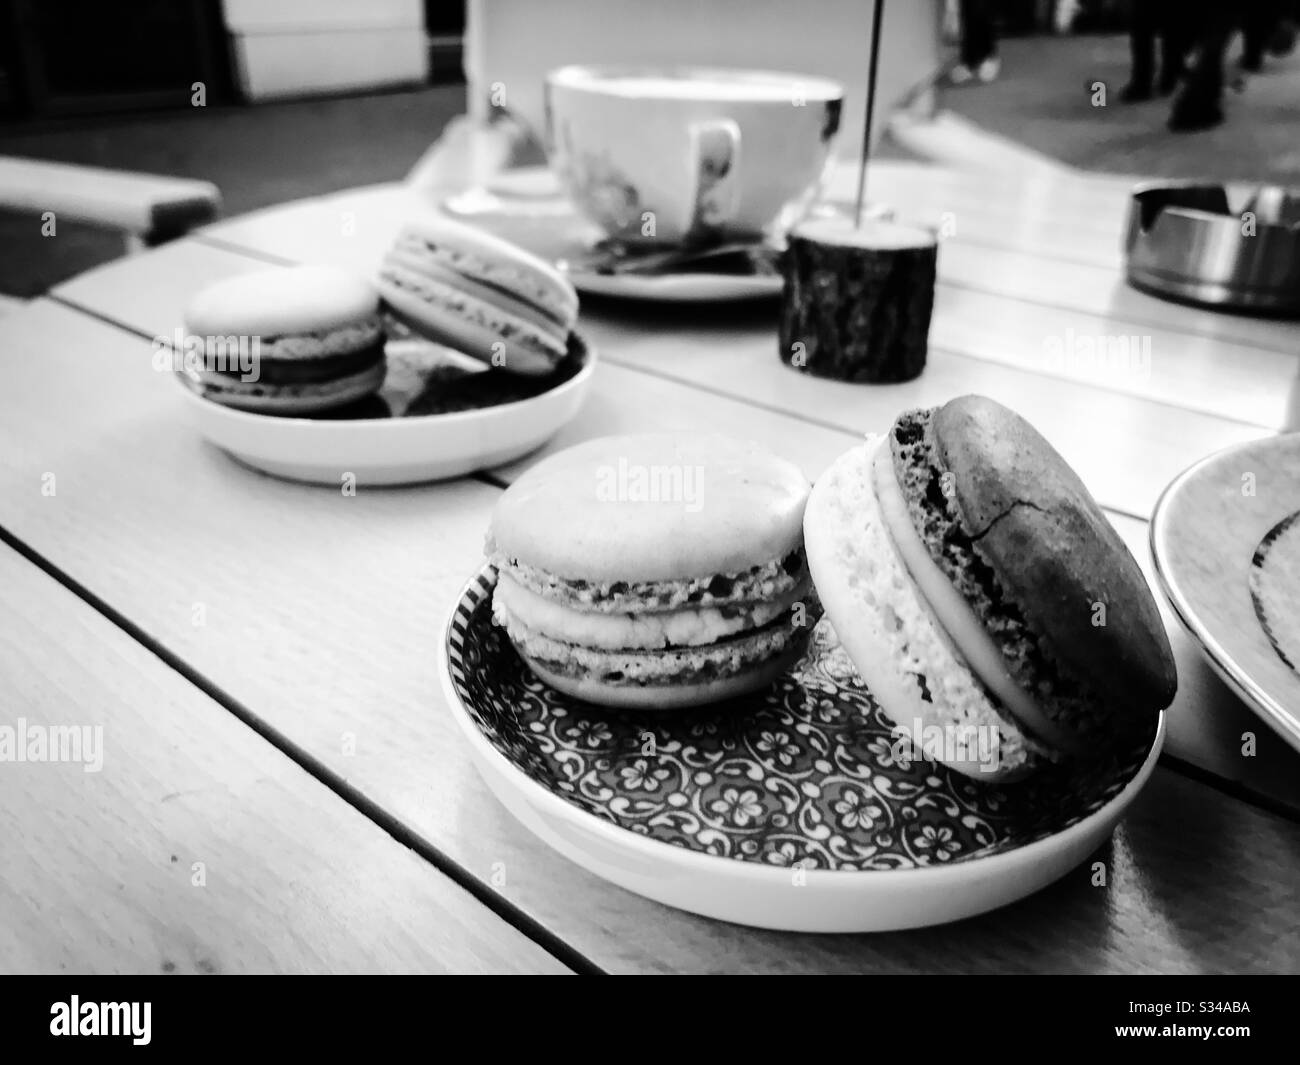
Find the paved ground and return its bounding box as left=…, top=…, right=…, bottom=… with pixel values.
left=936, top=32, right=1300, bottom=183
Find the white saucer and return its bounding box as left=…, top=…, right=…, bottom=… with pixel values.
left=1152, top=434, right=1300, bottom=756
left=175, top=334, right=595, bottom=487
left=441, top=176, right=785, bottom=303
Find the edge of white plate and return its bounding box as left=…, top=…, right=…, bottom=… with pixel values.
left=174, top=333, right=597, bottom=485
left=1149, top=436, right=1300, bottom=758
left=568, top=272, right=782, bottom=303
left=173, top=331, right=597, bottom=434
left=437, top=567, right=1166, bottom=933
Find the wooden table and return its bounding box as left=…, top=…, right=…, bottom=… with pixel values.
left=3, top=157, right=1299, bottom=974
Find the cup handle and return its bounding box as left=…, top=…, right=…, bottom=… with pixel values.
left=686, top=118, right=741, bottom=240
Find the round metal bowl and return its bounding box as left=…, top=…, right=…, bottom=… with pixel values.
left=1123, top=181, right=1300, bottom=315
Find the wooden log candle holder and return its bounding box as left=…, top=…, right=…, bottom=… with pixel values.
left=778, top=216, right=938, bottom=384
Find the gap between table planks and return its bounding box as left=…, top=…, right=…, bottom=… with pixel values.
left=1, top=297, right=1299, bottom=972
left=0, top=543, right=572, bottom=975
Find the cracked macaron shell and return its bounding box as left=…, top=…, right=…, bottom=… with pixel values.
left=930, top=394, right=1177, bottom=719
left=891, top=407, right=1105, bottom=743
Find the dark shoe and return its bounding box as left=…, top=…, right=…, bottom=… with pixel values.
left=1120, top=80, right=1154, bottom=103
left=1157, top=68, right=1183, bottom=95
left=1168, top=91, right=1224, bottom=131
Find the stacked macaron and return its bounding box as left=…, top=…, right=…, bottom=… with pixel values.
left=486, top=434, right=820, bottom=708
left=182, top=266, right=385, bottom=413
left=804, top=395, right=1177, bottom=780
left=378, top=216, right=579, bottom=376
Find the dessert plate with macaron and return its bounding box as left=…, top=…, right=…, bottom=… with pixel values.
left=174, top=219, right=593, bottom=486
left=1152, top=434, right=1300, bottom=756
left=438, top=399, right=1177, bottom=932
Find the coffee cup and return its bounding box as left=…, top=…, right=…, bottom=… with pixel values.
left=544, top=66, right=844, bottom=245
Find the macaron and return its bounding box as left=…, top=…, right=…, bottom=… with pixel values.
left=486, top=434, right=821, bottom=708
left=804, top=395, right=1176, bottom=781
left=378, top=216, right=579, bottom=377
left=182, top=266, right=385, bottom=414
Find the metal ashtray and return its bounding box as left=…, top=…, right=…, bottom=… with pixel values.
left=1123, top=182, right=1300, bottom=315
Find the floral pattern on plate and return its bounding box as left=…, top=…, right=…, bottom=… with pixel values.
left=447, top=568, right=1157, bottom=872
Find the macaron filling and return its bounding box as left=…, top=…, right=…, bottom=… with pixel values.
left=201, top=339, right=385, bottom=387
left=494, top=570, right=810, bottom=650
left=889, top=408, right=1107, bottom=744
left=488, top=547, right=808, bottom=614
left=498, top=599, right=812, bottom=687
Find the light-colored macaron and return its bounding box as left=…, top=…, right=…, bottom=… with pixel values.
left=182, top=266, right=385, bottom=414
left=377, top=216, right=579, bottom=377
left=485, top=433, right=820, bottom=709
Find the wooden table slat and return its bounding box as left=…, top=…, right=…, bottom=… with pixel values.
left=0, top=544, right=569, bottom=975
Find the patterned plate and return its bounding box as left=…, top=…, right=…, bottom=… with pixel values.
left=439, top=566, right=1164, bottom=932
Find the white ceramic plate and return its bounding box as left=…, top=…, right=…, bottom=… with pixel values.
left=438, top=566, right=1164, bottom=933
left=1151, top=434, right=1300, bottom=756
left=176, top=334, right=595, bottom=486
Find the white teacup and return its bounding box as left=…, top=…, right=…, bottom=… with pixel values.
left=545, top=66, right=844, bottom=246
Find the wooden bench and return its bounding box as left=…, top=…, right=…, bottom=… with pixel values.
left=0, top=156, right=221, bottom=249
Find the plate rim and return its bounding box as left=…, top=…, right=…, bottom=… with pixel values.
left=565, top=270, right=782, bottom=302
left=1149, top=433, right=1300, bottom=755
left=173, top=330, right=597, bottom=432
left=438, top=564, right=1166, bottom=885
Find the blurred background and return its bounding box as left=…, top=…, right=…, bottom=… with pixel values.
left=1, top=0, right=1296, bottom=301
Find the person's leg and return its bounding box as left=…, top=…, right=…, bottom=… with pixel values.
left=1124, top=0, right=1159, bottom=100
left=1156, top=0, right=1189, bottom=93
left=1242, top=0, right=1279, bottom=70
left=1169, top=4, right=1233, bottom=130
left=960, top=0, right=996, bottom=67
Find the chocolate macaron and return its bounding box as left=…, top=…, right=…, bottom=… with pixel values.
left=804, top=395, right=1176, bottom=780
left=486, top=434, right=821, bottom=708
left=183, top=266, right=385, bottom=413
